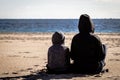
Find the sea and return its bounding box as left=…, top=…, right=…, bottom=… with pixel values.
left=0, top=19, right=120, bottom=33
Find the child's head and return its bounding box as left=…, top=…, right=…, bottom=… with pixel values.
left=52, top=32, right=65, bottom=45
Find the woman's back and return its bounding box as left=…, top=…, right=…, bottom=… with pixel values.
left=71, top=33, right=105, bottom=73
left=71, top=33, right=103, bottom=64
left=70, top=14, right=106, bottom=74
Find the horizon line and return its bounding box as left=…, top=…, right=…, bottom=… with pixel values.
left=0, top=18, right=120, bottom=19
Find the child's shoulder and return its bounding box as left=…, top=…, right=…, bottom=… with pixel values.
left=61, top=45, right=69, bottom=50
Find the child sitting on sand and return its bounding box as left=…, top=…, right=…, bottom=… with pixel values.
left=46, top=32, right=70, bottom=73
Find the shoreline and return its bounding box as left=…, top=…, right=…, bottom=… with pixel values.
left=0, top=32, right=120, bottom=34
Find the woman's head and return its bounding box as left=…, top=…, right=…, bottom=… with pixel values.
left=52, top=32, right=65, bottom=45
left=78, top=14, right=94, bottom=34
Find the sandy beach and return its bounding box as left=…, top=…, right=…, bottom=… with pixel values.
left=0, top=32, right=120, bottom=80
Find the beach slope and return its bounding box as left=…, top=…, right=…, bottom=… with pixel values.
left=0, top=33, right=120, bottom=80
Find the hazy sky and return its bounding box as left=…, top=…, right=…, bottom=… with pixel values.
left=0, top=0, right=120, bottom=18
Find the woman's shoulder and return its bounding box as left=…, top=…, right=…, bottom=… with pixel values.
left=90, top=33, right=101, bottom=40
left=89, top=33, right=103, bottom=45
left=72, top=33, right=80, bottom=40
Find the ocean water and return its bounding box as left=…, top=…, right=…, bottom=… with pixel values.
left=0, top=19, right=120, bottom=33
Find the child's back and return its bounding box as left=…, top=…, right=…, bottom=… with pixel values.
left=47, top=32, right=70, bottom=73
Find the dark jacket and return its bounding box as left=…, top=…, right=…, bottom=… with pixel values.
left=47, top=32, right=70, bottom=73
left=70, top=33, right=105, bottom=73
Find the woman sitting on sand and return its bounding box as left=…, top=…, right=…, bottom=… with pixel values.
left=46, top=32, right=70, bottom=73
left=70, top=14, right=106, bottom=74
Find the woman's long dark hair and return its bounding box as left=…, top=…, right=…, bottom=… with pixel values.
left=78, top=14, right=94, bottom=34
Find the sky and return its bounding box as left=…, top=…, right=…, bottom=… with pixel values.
left=0, top=0, right=120, bottom=19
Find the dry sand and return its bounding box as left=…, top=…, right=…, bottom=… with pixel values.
left=0, top=32, right=120, bottom=80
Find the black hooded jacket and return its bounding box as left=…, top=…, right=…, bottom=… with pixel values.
left=70, top=14, right=105, bottom=73
left=71, top=33, right=105, bottom=64
left=70, top=33, right=105, bottom=73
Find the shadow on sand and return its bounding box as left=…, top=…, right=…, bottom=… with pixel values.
left=0, top=69, right=105, bottom=80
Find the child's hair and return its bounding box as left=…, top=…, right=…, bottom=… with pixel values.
left=52, top=32, right=65, bottom=45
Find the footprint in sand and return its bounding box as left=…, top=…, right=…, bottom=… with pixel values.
left=12, top=72, right=18, bottom=74
left=109, top=59, right=120, bottom=61
left=112, top=53, right=120, bottom=56
left=24, top=56, right=39, bottom=58
left=4, top=41, right=12, bottom=43
left=8, top=55, right=20, bottom=57
left=19, top=69, right=32, bottom=72
left=34, top=65, right=39, bottom=67
left=2, top=72, right=9, bottom=75
left=106, top=76, right=120, bottom=80
left=19, top=69, right=26, bottom=72
left=18, top=52, right=30, bottom=54
left=27, top=68, right=33, bottom=70
left=30, top=71, right=36, bottom=74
